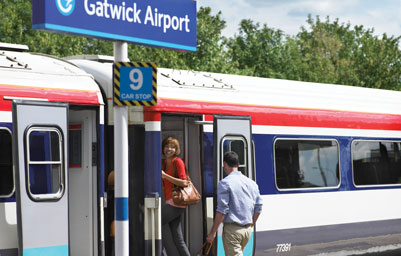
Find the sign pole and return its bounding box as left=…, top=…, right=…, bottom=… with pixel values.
left=114, top=41, right=129, bottom=256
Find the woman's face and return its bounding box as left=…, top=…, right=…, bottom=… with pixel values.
left=163, top=143, right=177, bottom=158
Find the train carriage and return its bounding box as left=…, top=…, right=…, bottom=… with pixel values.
left=2, top=41, right=401, bottom=256
left=0, top=43, right=105, bottom=256
left=70, top=56, right=401, bottom=256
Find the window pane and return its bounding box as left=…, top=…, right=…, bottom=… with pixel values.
left=275, top=139, right=340, bottom=189
left=27, top=127, right=64, bottom=200
left=0, top=129, right=13, bottom=196
left=231, top=140, right=245, bottom=166
left=28, top=164, right=62, bottom=195
left=353, top=141, right=401, bottom=186
left=69, top=129, right=82, bottom=166
left=29, top=164, right=61, bottom=195
left=29, top=130, right=61, bottom=162
left=222, top=137, right=247, bottom=176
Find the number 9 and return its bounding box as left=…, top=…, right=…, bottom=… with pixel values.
left=129, top=69, right=143, bottom=90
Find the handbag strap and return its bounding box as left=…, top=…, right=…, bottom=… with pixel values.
left=196, top=241, right=214, bottom=256
left=171, top=157, right=191, bottom=181
left=171, top=158, right=177, bottom=178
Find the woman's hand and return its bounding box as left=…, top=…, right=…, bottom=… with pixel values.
left=182, top=180, right=190, bottom=187
left=161, top=170, right=166, bottom=179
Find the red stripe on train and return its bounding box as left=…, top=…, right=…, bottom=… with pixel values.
left=146, top=98, right=401, bottom=131
left=0, top=85, right=100, bottom=111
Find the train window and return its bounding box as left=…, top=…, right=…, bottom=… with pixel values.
left=0, top=129, right=13, bottom=197
left=353, top=140, right=401, bottom=186
left=221, top=136, right=248, bottom=176
left=26, top=127, right=64, bottom=201
left=69, top=125, right=82, bottom=168
left=274, top=139, right=340, bottom=190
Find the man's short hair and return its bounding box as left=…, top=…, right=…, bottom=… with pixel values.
left=224, top=151, right=240, bottom=167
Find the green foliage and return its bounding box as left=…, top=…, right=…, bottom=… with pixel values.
left=0, top=1, right=230, bottom=72
left=225, top=14, right=401, bottom=90
left=226, top=19, right=303, bottom=79
left=127, top=7, right=232, bottom=73
left=1, top=1, right=401, bottom=90
left=296, top=15, right=401, bottom=90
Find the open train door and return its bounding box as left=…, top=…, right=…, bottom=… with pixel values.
left=213, top=115, right=255, bottom=256
left=12, top=100, right=69, bottom=256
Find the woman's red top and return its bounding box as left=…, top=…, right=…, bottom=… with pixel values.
left=162, top=157, right=187, bottom=201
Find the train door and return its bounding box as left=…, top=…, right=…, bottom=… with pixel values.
left=213, top=115, right=255, bottom=256
left=161, top=115, right=204, bottom=255
left=12, top=100, right=69, bottom=256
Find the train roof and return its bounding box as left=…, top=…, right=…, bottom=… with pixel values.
left=0, top=48, right=103, bottom=108
left=67, top=57, right=401, bottom=117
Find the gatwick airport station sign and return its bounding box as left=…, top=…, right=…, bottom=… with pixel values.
left=32, top=0, right=197, bottom=51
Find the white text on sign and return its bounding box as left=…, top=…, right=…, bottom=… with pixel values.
left=84, top=0, right=191, bottom=33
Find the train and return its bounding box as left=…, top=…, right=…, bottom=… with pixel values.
left=1, top=42, right=401, bottom=256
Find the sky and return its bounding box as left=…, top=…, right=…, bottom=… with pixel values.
left=197, top=0, right=401, bottom=38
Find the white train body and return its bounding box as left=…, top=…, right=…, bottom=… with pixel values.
left=72, top=57, right=401, bottom=256
left=0, top=45, right=104, bottom=256
left=1, top=43, right=401, bottom=256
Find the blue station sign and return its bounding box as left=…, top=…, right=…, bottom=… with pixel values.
left=32, top=0, right=197, bottom=51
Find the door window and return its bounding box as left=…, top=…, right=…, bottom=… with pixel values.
left=26, top=127, right=65, bottom=200
left=221, top=136, right=248, bottom=177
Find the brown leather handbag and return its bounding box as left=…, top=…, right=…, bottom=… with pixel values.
left=171, top=161, right=201, bottom=206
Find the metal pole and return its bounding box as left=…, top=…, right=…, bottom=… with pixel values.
left=151, top=208, right=155, bottom=256
left=114, top=41, right=129, bottom=256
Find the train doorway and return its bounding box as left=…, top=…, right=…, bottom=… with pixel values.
left=161, top=114, right=204, bottom=255
left=160, top=114, right=255, bottom=255
left=69, top=109, right=99, bottom=256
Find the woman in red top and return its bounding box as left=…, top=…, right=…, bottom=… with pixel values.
left=161, top=137, right=190, bottom=256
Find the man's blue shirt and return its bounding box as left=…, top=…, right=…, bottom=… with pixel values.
left=216, top=171, right=263, bottom=225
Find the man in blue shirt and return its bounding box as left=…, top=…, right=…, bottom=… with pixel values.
left=206, top=151, right=263, bottom=255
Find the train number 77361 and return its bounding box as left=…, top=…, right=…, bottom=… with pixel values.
left=276, top=243, right=291, bottom=253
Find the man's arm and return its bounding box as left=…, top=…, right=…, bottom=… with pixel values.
left=206, top=212, right=225, bottom=243
left=253, top=184, right=263, bottom=226
left=252, top=212, right=261, bottom=226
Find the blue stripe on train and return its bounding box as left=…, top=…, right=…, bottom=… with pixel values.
left=0, top=195, right=16, bottom=203
left=23, top=245, right=68, bottom=256
left=253, top=133, right=401, bottom=195
left=144, top=130, right=161, bottom=196
left=203, top=131, right=401, bottom=196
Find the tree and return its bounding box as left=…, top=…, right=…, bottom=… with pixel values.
left=127, top=7, right=233, bottom=74
left=2, top=1, right=401, bottom=90
left=296, top=15, right=401, bottom=90
left=226, top=19, right=302, bottom=79
left=0, top=2, right=230, bottom=73
left=225, top=15, right=401, bottom=90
